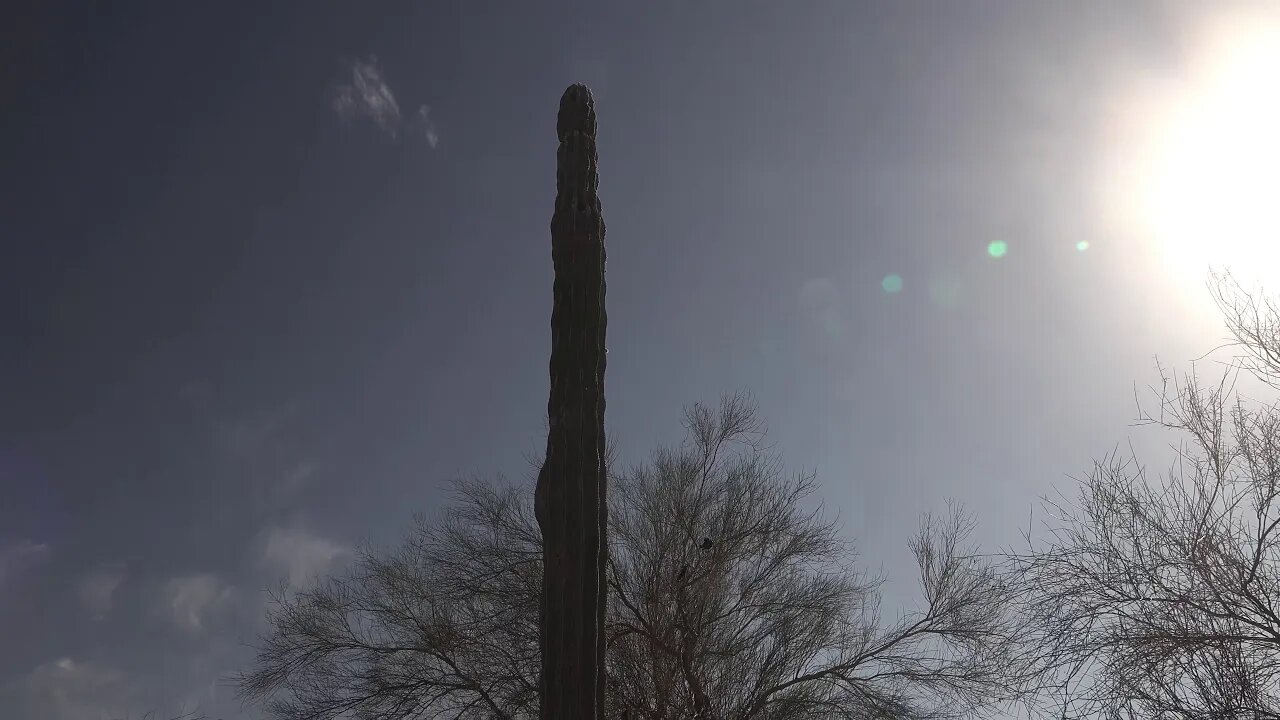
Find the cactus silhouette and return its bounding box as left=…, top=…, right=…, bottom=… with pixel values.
left=534, top=83, right=608, bottom=720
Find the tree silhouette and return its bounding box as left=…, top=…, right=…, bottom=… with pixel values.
left=238, top=395, right=1028, bottom=719
left=1013, top=275, right=1280, bottom=719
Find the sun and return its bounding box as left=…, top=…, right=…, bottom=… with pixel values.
left=1102, top=7, right=1280, bottom=292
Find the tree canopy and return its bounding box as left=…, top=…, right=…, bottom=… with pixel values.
left=1013, top=274, right=1280, bottom=719
left=239, top=394, right=1026, bottom=720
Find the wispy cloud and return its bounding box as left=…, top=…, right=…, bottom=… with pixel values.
left=162, top=574, right=234, bottom=634
left=280, top=459, right=317, bottom=497
left=414, top=104, right=439, bottom=148
left=0, top=657, right=141, bottom=720
left=330, top=54, right=438, bottom=148
left=0, top=539, right=50, bottom=587
left=77, top=563, right=128, bottom=619
left=259, top=525, right=350, bottom=586
left=331, top=54, right=403, bottom=137
left=220, top=403, right=296, bottom=458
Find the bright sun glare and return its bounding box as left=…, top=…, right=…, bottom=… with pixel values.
left=1104, top=8, right=1280, bottom=290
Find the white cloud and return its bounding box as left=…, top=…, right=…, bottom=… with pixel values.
left=1, top=657, right=141, bottom=720
left=162, top=574, right=234, bottom=634
left=331, top=54, right=403, bottom=136
left=329, top=55, right=439, bottom=148
left=415, top=104, right=440, bottom=148
left=249, top=459, right=320, bottom=515
left=78, top=563, right=128, bottom=619
left=2, top=647, right=251, bottom=720
left=0, top=539, right=50, bottom=586
left=259, top=526, right=350, bottom=586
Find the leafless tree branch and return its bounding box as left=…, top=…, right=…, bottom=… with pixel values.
left=1012, top=280, right=1280, bottom=719
left=240, top=394, right=1025, bottom=719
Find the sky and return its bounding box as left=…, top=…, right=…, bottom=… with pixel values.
left=3, top=1, right=1277, bottom=718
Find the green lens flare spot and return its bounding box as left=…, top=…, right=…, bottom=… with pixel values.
left=881, top=273, right=903, bottom=294
left=987, top=241, right=1008, bottom=259
left=1076, top=240, right=1090, bottom=252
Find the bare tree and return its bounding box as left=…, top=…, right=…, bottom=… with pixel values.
left=239, top=479, right=542, bottom=720
left=239, top=394, right=1026, bottom=720
left=1013, top=278, right=1280, bottom=719
left=1214, top=271, right=1280, bottom=390
left=605, top=395, right=1025, bottom=720
left=110, top=707, right=212, bottom=712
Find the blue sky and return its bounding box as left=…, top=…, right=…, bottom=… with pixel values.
left=0, top=1, right=1260, bottom=717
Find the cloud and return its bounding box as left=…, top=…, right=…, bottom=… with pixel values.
left=280, top=459, right=317, bottom=496
left=331, top=54, right=403, bottom=137
left=0, top=539, right=50, bottom=586
left=0, top=657, right=141, bottom=720
left=259, top=526, right=350, bottom=586
left=330, top=55, right=438, bottom=148
left=77, top=563, right=128, bottom=619
left=414, top=104, right=440, bottom=148
left=220, top=404, right=296, bottom=457
left=161, top=574, right=234, bottom=634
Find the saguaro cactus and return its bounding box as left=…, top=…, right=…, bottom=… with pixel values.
left=534, top=84, right=608, bottom=719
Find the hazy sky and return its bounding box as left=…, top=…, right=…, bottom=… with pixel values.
left=2, top=2, right=1271, bottom=718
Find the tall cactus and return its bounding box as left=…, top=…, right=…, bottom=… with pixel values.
left=534, top=83, right=608, bottom=719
